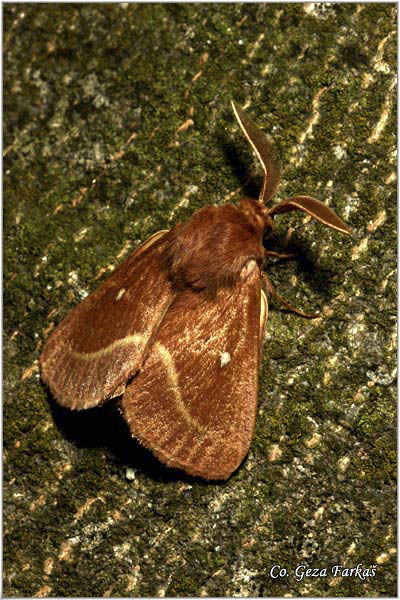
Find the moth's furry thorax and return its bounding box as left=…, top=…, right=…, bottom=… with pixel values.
left=164, top=199, right=271, bottom=292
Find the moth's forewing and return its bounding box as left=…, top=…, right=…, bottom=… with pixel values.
left=121, top=260, right=263, bottom=480
left=41, top=231, right=175, bottom=410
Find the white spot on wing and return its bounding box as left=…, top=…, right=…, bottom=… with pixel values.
left=220, top=351, right=231, bottom=368
left=116, top=288, right=126, bottom=301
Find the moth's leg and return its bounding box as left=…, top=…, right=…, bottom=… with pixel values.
left=262, top=272, right=318, bottom=319
left=265, top=250, right=297, bottom=260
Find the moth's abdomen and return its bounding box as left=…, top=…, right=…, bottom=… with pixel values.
left=165, top=204, right=264, bottom=292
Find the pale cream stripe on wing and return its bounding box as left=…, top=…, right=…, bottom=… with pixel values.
left=260, top=290, right=268, bottom=338
left=152, top=428, right=187, bottom=455
left=153, top=430, right=192, bottom=464
left=176, top=433, right=210, bottom=470
left=71, top=334, right=146, bottom=361
left=155, top=342, right=208, bottom=433
left=133, top=229, right=169, bottom=260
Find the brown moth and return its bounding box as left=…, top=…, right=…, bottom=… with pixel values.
left=41, top=102, right=350, bottom=480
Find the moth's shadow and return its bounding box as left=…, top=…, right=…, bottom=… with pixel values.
left=219, top=136, right=261, bottom=200
left=48, top=390, right=212, bottom=485
left=263, top=228, right=342, bottom=309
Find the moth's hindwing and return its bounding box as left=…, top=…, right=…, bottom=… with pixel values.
left=122, top=260, right=264, bottom=480
left=41, top=231, right=175, bottom=409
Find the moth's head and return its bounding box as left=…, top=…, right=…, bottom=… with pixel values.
left=232, top=101, right=351, bottom=237
left=239, top=197, right=274, bottom=234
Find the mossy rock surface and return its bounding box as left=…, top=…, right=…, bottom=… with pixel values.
left=4, top=4, right=396, bottom=597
